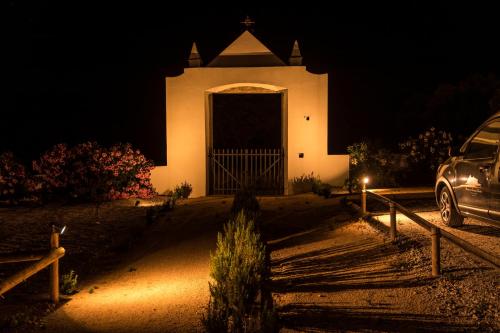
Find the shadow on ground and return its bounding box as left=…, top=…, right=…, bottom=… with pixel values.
left=458, top=224, right=500, bottom=237
left=265, top=198, right=480, bottom=332
left=279, top=303, right=480, bottom=332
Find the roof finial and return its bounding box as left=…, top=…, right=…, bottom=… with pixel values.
left=289, top=40, right=302, bottom=66
left=240, top=15, right=255, bottom=30
left=188, top=42, right=201, bottom=67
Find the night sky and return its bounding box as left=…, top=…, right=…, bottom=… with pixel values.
left=2, top=2, right=500, bottom=165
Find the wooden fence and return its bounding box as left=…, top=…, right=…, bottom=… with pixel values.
left=0, top=226, right=65, bottom=304
left=209, top=148, right=284, bottom=195
left=356, top=190, right=500, bottom=276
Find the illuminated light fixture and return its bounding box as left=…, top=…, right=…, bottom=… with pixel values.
left=363, top=176, right=369, bottom=185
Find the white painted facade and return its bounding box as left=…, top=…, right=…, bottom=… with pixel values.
left=151, top=31, right=348, bottom=197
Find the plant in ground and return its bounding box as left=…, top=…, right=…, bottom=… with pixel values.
left=313, top=182, right=333, bottom=198
left=398, top=127, right=453, bottom=185
left=202, top=212, right=266, bottom=332
left=0, top=152, right=27, bottom=204
left=291, top=172, right=321, bottom=194
left=174, top=181, right=192, bottom=199
left=60, top=270, right=79, bottom=295
left=230, top=187, right=260, bottom=223
left=32, top=142, right=156, bottom=204
left=32, top=143, right=70, bottom=199
left=344, top=141, right=402, bottom=192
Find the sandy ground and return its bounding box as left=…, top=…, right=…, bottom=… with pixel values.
left=1, top=194, right=499, bottom=332
left=42, top=197, right=232, bottom=333
left=374, top=210, right=500, bottom=264
left=268, top=198, right=499, bottom=332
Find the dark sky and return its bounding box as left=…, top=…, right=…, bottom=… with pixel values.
left=2, top=2, right=500, bottom=164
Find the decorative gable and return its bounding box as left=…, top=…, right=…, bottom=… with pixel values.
left=207, top=31, right=286, bottom=67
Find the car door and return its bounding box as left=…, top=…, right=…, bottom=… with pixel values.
left=454, top=119, right=500, bottom=218
left=488, top=121, right=500, bottom=220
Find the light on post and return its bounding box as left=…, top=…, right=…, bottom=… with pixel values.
left=362, top=176, right=369, bottom=190
left=361, top=176, right=369, bottom=215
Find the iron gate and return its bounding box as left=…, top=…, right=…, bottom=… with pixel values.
left=208, top=148, right=284, bottom=195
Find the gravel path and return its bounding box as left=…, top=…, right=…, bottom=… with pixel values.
left=374, top=210, right=500, bottom=264
left=270, top=199, right=500, bottom=332
left=2, top=194, right=498, bottom=332
left=43, top=197, right=233, bottom=333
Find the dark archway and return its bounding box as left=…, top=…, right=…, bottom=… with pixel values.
left=212, top=93, right=282, bottom=149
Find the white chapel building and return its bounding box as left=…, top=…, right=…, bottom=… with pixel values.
left=151, top=28, right=349, bottom=197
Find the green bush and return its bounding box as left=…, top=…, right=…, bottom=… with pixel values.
left=291, top=172, right=321, bottom=194
left=202, top=212, right=266, bottom=332
left=230, top=187, right=260, bottom=221
left=344, top=141, right=401, bottom=192
left=174, top=181, right=192, bottom=199
left=316, top=183, right=333, bottom=198
left=61, top=270, right=78, bottom=295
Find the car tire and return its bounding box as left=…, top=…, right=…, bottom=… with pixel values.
left=439, top=186, right=464, bottom=227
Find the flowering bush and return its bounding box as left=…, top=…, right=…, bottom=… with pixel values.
left=33, top=142, right=156, bottom=202
left=32, top=143, right=70, bottom=195
left=0, top=152, right=27, bottom=202
left=397, top=128, right=452, bottom=185
left=398, top=127, right=453, bottom=171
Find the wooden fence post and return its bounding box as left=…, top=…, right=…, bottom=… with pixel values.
left=389, top=202, right=397, bottom=241
left=50, top=226, right=60, bottom=304
left=431, top=227, right=441, bottom=277
left=361, top=183, right=367, bottom=215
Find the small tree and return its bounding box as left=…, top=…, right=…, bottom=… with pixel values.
left=203, top=212, right=266, bottom=332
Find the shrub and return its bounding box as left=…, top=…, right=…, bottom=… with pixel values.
left=347, top=142, right=368, bottom=167
left=398, top=127, right=453, bottom=185
left=61, top=270, right=78, bottom=295
left=230, top=187, right=260, bottom=222
left=174, top=181, right=192, bottom=199
left=291, top=172, right=321, bottom=194
left=32, top=142, right=156, bottom=202
left=32, top=143, right=70, bottom=196
left=0, top=152, right=27, bottom=203
left=399, top=127, right=452, bottom=170
left=316, top=183, right=333, bottom=198
left=203, top=212, right=266, bottom=332
left=344, top=141, right=402, bottom=192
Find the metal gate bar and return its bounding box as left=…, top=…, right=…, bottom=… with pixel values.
left=209, top=148, right=284, bottom=195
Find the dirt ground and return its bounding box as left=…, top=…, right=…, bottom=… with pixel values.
left=0, top=194, right=499, bottom=332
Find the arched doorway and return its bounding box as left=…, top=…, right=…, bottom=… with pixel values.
left=205, top=83, right=288, bottom=195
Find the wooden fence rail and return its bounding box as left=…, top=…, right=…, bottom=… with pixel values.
left=359, top=189, right=500, bottom=276
left=0, top=253, right=44, bottom=264
left=360, top=190, right=500, bottom=274
left=0, top=227, right=65, bottom=304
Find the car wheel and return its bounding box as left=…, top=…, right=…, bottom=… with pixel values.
left=439, top=187, right=464, bottom=227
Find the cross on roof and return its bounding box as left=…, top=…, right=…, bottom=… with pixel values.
left=240, top=15, right=255, bottom=29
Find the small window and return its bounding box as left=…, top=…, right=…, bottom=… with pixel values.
left=465, top=120, right=500, bottom=159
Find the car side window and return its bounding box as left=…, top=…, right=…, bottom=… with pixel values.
left=464, top=120, right=500, bottom=160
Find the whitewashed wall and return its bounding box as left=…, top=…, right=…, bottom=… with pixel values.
left=151, top=66, right=348, bottom=197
